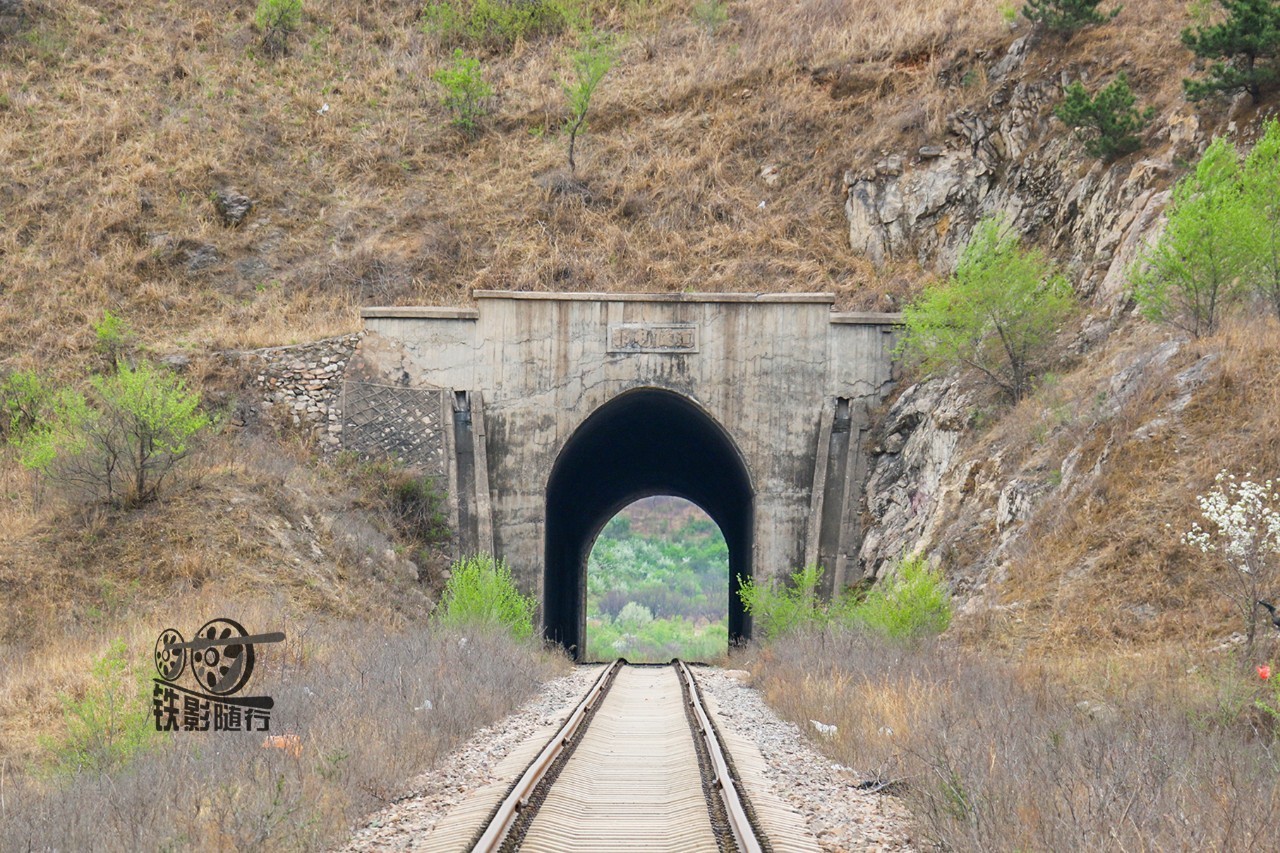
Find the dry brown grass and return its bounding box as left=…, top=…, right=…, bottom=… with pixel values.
left=0, top=428, right=457, bottom=766
left=0, top=462, right=40, bottom=542
left=1065, top=0, right=1204, bottom=104
left=10, top=0, right=1193, bottom=376
left=0, top=0, right=1269, bottom=841
left=1, top=617, right=569, bottom=850
left=750, top=628, right=1280, bottom=851
left=928, top=311, right=1280, bottom=657
left=0, top=413, right=557, bottom=846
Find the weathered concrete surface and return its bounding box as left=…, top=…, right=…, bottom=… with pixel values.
left=353, top=292, right=899, bottom=647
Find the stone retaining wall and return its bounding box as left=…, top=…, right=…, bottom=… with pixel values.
left=237, top=333, right=363, bottom=450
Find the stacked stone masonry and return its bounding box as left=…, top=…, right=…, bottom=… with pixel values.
left=240, top=333, right=363, bottom=450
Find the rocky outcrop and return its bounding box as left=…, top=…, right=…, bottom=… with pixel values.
left=844, top=37, right=1204, bottom=315
left=842, top=34, right=1235, bottom=615
left=857, top=378, right=972, bottom=580
left=213, top=188, right=253, bottom=227
left=854, top=329, right=1227, bottom=618
left=153, top=237, right=222, bottom=273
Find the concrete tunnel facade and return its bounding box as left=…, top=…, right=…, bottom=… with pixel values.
left=344, top=291, right=900, bottom=658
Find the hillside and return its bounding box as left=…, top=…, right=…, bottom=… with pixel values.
left=0, top=0, right=1265, bottom=705
left=3, top=0, right=1022, bottom=371
left=6, top=0, right=1280, bottom=845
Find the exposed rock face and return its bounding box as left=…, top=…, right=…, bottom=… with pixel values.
left=857, top=378, right=972, bottom=580
left=854, top=332, right=1223, bottom=616
left=995, top=478, right=1036, bottom=533
left=150, top=237, right=222, bottom=272
left=846, top=148, right=996, bottom=269
left=841, top=35, right=1232, bottom=617
left=159, top=353, right=192, bottom=372
left=844, top=37, right=1202, bottom=315
left=213, top=188, right=253, bottom=227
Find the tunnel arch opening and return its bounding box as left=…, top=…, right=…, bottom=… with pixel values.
left=584, top=497, right=730, bottom=662
left=544, top=388, right=754, bottom=659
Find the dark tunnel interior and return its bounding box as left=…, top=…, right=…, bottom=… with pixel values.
left=544, top=388, right=755, bottom=658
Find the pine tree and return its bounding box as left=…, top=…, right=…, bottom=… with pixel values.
left=1056, top=74, right=1155, bottom=161
left=1182, top=0, right=1280, bottom=103
left=1022, top=0, right=1120, bottom=35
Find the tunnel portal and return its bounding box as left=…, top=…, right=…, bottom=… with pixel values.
left=349, top=292, right=901, bottom=656
left=544, top=389, right=753, bottom=656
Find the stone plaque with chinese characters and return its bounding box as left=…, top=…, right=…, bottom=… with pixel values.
left=607, top=323, right=699, bottom=354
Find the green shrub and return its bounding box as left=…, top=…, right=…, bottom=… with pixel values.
left=1055, top=73, right=1154, bottom=161
left=13, top=360, right=211, bottom=507
left=1131, top=136, right=1253, bottom=338
left=1127, top=122, right=1280, bottom=331
left=1182, top=0, right=1280, bottom=104
left=0, top=368, right=48, bottom=442
left=616, top=600, right=654, bottom=628
left=1022, top=0, right=1119, bottom=34
left=1243, top=119, right=1280, bottom=319
left=587, top=614, right=727, bottom=662
left=391, top=474, right=451, bottom=547
left=434, top=554, right=537, bottom=640
left=562, top=30, right=615, bottom=174
left=1133, top=125, right=1280, bottom=331
left=256, top=0, right=303, bottom=57
left=421, top=0, right=574, bottom=51
left=740, top=558, right=951, bottom=642
left=91, top=310, right=134, bottom=369
left=432, top=49, right=494, bottom=136
left=692, top=0, right=729, bottom=32
left=738, top=564, right=828, bottom=639
left=898, top=217, right=1075, bottom=404
left=845, top=555, right=952, bottom=639
left=41, top=638, right=164, bottom=774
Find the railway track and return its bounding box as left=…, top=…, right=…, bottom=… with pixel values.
left=464, top=660, right=771, bottom=853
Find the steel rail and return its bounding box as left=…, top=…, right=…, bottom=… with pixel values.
left=676, top=659, right=766, bottom=853
left=471, top=658, right=623, bottom=853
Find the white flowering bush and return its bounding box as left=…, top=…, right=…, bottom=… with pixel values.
left=1183, top=471, right=1280, bottom=650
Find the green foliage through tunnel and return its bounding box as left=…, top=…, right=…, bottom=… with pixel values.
left=585, top=497, right=729, bottom=662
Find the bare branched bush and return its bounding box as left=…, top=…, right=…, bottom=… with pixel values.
left=319, top=250, right=415, bottom=304
left=333, top=454, right=451, bottom=571
left=12, top=361, right=210, bottom=508
left=1, top=621, right=568, bottom=850
left=256, top=0, right=303, bottom=58
left=753, top=629, right=1280, bottom=850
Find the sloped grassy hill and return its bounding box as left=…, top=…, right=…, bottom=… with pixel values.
left=1, top=0, right=1276, bottom=772
left=2, top=0, right=1015, bottom=371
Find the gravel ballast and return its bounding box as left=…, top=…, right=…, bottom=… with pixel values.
left=343, top=664, right=914, bottom=851
left=697, top=667, right=914, bottom=852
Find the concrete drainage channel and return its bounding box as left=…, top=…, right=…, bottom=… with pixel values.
left=463, top=660, right=770, bottom=853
